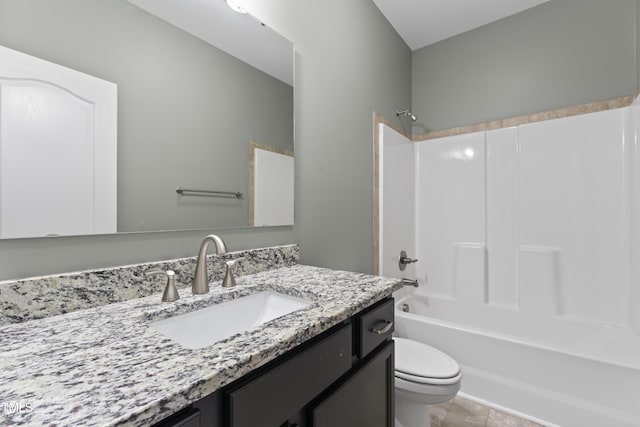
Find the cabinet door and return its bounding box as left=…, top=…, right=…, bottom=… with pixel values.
left=227, top=324, right=352, bottom=427
left=310, top=340, right=394, bottom=427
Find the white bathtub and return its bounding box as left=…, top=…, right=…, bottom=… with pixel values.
left=393, top=293, right=640, bottom=427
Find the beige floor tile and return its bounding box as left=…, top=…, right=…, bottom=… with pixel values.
left=431, top=400, right=452, bottom=419
left=486, top=409, right=545, bottom=427
left=430, top=400, right=452, bottom=427
left=431, top=414, right=446, bottom=427
left=422, top=396, right=545, bottom=427
left=441, top=397, right=490, bottom=427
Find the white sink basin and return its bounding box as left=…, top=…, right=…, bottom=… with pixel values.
left=150, top=291, right=313, bottom=349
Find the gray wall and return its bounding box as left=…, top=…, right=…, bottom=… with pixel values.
left=0, top=0, right=411, bottom=280
left=5, top=0, right=637, bottom=282
left=0, top=0, right=293, bottom=233
left=242, top=0, right=413, bottom=274
left=412, top=0, right=639, bottom=132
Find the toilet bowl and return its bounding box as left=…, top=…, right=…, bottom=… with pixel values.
left=394, top=337, right=462, bottom=427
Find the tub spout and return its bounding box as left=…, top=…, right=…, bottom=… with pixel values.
left=401, top=278, right=419, bottom=287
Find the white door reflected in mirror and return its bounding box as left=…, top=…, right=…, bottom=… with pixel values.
left=0, top=45, right=117, bottom=239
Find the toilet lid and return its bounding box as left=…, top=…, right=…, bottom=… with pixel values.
left=395, top=337, right=460, bottom=380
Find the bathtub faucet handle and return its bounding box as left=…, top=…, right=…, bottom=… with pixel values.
left=401, top=278, right=419, bottom=287
left=399, top=250, right=418, bottom=271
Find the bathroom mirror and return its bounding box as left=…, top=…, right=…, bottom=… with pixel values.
left=0, top=0, right=294, bottom=239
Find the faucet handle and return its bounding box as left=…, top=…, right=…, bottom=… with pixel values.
left=146, top=269, right=180, bottom=302
left=222, top=257, right=245, bottom=288
left=398, top=250, right=418, bottom=271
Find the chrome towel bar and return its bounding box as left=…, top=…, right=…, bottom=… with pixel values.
left=176, top=186, right=242, bottom=198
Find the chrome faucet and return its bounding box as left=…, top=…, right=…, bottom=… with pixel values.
left=192, top=234, right=227, bottom=294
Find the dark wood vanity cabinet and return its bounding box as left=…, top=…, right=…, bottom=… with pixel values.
left=307, top=297, right=395, bottom=427
left=157, top=297, right=395, bottom=427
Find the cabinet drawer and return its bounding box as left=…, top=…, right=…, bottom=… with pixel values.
left=226, top=323, right=352, bottom=427
left=356, top=298, right=394, bottom=359
left=153, top=407, right=200, bottom=427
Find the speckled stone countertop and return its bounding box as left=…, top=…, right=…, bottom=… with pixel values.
left=0, top=245, right=299, bottom=326
left=0, top=264, right=401, bottom=426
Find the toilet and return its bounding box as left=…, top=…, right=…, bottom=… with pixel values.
left=394, top=337, right=462, bottom=427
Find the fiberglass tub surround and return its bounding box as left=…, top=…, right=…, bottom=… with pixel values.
left=379, top=103, right=640, bottom=427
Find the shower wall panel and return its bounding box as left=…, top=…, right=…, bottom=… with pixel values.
left=415, top=132, right=486, bottom=299
left=518, top=109, right=630, bottom=324
left=632, top=106, right=640, bottom=334
left=378, top=124, right=416, bottom=278
left=411, top=106, right=638, bottom=358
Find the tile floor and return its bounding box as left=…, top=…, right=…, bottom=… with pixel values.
left=430, top=396, right=546, bottom=427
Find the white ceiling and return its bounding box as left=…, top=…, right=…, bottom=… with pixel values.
left=372, top=0, right=550, bottom=50
left=126, top=0, right=550, bottom=83
left=126, top=0, right=293, bottom=85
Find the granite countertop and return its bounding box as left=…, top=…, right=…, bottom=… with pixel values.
left=0, top=264, right=401, bottom=426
